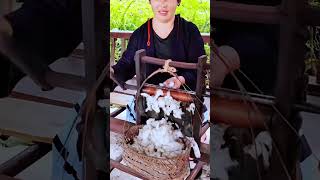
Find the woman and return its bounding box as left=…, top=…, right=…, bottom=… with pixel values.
left=111, top=0, right=206, bottom=91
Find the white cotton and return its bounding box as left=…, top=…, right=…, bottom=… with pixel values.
left=243, top=131, right=272, bottom=169
left=159, top=83, right=164, bottom=87
left=130, top=118, right=185, bottom=158
left=154, top=89, right=164, bottom=99
left=168, top=81, right=175, bottom=88
left=186, top=103, right=196, bottom=115
left=211, top=125, right=238, bottom=180
left=187, top=137, right=201, bottom=158
left=213, top=147, right=238, bottom=180
left=141, top=90, right=184, bottom=119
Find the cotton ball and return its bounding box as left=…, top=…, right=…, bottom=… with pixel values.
left=155, top=89, right=163, bottom=99
left=158, top=97, right=165, bottom=109
left=187, top=103, right=196, bottom=115
left=131, top=118, right=186, bottom=158
left=168, top=81, right=175, bottom=88
left=187, top=137, right=201, bottom=158
left=173, top=108, right=184, bottom=119
left=243, top=131, right=272, bottom=169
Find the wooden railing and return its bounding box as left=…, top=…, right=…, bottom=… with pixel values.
left=110, top=30, right=210, bottom=66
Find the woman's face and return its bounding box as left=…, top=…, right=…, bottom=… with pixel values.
left=150, top=0, right=178, bottom=23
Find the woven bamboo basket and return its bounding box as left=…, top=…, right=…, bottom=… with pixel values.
left=122, top=61, right=194, bottom=179
left=122, top=125, right=191, bottom=180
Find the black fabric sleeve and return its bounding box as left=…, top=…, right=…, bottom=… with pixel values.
left=112, top=30, right=139, bottom=86
left=180, top=23, right=206, bottom=91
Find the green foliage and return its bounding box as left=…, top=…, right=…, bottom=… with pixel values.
left=110, top=0, right=210, bottom=62
left=110, top=0, right=210, bottom=33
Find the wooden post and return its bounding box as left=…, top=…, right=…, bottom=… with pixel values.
left=81, top=0, right=108, bottom=92
left=194, top=55, right=207, bottom=145
left=268, top=0, right=307, bottom=179
left=110, top=38, right=116, bottom=66
left=134, top=49, right=146, bottom=125
left=81, top=0, right=108, bottom=179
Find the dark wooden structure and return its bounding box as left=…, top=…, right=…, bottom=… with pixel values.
left=211, top=0, right=320, bottom=179
left=0, top=0, right=108, bottom=179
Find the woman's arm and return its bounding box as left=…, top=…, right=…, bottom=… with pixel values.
left=180, top=23, right=206, bottom=90
left=111, top=30, right=139, bottom=87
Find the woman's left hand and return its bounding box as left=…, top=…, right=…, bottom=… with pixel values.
left=163, top=76, right=185, bottom=89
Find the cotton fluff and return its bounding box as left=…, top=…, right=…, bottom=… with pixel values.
left=186, top=103, right=196, bottom=115
left=131, top=118, right=186, bottom=158
left=141, top=90, right=184, bottom=119
left=186, top=137, right=201, bottom=158
left=211, top=125, right=238, bottom=180
left=243, top=131, right=272, bottom=169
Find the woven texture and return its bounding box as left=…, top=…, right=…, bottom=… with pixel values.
left=122, top=125, right=191, bottom=179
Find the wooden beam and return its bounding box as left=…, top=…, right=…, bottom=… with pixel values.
left=0, top=143, right=51, bottom=177
left=186, top=161, right=205, bottom=180
left=81, top=0, right=108, bottom=90
left=10, top=91, right=75, bottom=108
left=110, top=30, right=210, bottom=44
left=141, top=55, right=198, bottom=69
left=110, top=117, right=134, bottom=134
left=110, top=160, right=148, bottom=179
left=45, top=70, right=87, bottom=91
left=110, top=107, right=126, bottom=117
left=211, top=1, right=282, bottom=24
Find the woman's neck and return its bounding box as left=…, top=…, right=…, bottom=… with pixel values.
left=152, top=16, right=175, bottom=39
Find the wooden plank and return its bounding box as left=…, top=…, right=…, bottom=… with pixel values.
left=110, top=92, right=134, bottom=107
left=0, top=98, right=76, bottom=143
